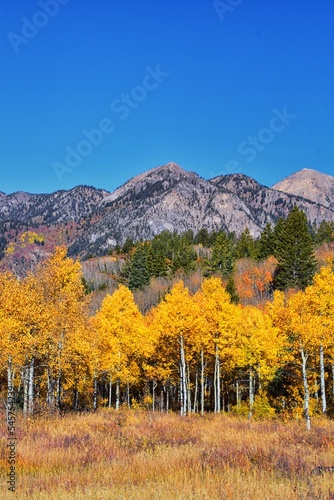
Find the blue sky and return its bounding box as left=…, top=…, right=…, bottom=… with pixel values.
left=0, top=0, right=333, bottom=194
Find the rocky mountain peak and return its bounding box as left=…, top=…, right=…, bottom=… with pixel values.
left=272, top=169, right=334, bottom=210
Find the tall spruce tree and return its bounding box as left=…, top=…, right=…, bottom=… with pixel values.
left=128, top=245, right=150, bottom=290
left=207, top=232, right=234, bottom=277
left=235, top=227, right=257, bottom=259
left=257, top=222, right=275, bottom=260
left=274, top=206, right=316, bottom=290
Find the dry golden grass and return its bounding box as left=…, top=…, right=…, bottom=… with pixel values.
left=1, top=410, right=334, bottom=499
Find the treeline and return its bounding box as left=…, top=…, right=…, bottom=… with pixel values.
left=107, top=207, right=333, bottom=294
left=1, top=245, right=334, bottom=429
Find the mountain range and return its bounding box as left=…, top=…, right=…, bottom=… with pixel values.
left=0, top=163, right=333, bottom=263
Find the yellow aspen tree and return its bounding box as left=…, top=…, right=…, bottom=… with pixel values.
left=35, top=246, right=89, bottom=410
left=196, top=277, right=242, bottom=413
left=93, top=284, right=151, bottom=410
left=149, top=281, right=202, bottom=416
left=288, top=290, right=320, bottom=430
left=239, top=305, right=285, bottom=417
left=303, top=266, right=334, bottom=414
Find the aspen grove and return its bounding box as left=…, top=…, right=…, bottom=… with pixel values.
left=1, top=247, right=334, bottom=430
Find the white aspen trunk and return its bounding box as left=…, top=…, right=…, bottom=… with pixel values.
left=126, top=382, right=130, bottom=409
left=301, top=347, right=311, bottom=431
left=108, top=378, right=112, bottom=409
left=28, top=357, right=34, bottom=414
left=187, top=363, right=191, bottom=413
left=47, top=368, right=55, bottom=408
left=319, top=345, right=326, bottom=414
left=215, top=344, right=221, bottom=413
left=248, top=368, right=254, bottom=419
left=56, top=370, right=62, bottom=410
left=23, top=365, right=29, bottom=415
left=201, top=350, right=205, bottom=416
left=179, top=362, right=184, bottom=416
left=213, top=352, right=217, bottom=413
left=93, top=375, right=98, bottom=411
left=152, top=381, right=157, bottom=412
left=236, top=380, right=240, bottom=409
left=160, top=388, right=164, bottom=412
left=193, top=369, right=198, bottom=413
left=115, top=379, right=120, bottom=410
left=166, top=385, right=169, bottom=413
left=180, top=335, right=187, bottom=416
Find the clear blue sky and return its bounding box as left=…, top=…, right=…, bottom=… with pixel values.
left=1, top=0, right=333, bottom=194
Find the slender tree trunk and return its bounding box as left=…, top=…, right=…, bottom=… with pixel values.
left=187, top=363, right=191, bottom=413
left=73, top=387, right=78, bottom=411
left=56, top=370, right=62, bottom=410
left=47, top=368, right=55, bottom=408
left=249, top=368, right=254, bottom=419
left=93, top=375, right=98, bottom=411
left=236, top=380, right=240, bottom=409
left=108, top=378, right=112, bottom=409
left=201, top=350, right=205, bottom=416
left=166, top=384, right=169, bottom=413
left=152, top=381, right=157, bottom=412
left=180, top=335, right=187, bottom=416
left=23, top=365, right=29, bottom=416
left=319, top=345, right=326, bottom=414
left=332, top=364, right=334, bottom=396
left=193, top=369, right=198, bottom=413
left=115, top=379, right=120, bottom=410
left=28, top=357, right=34, bottom=415
left=301, top=347, right=311, bottom=431
left=214, top=344, right=221, bottom=413
left=160, top=388, right=164, bottom=412
left=57, top=335, right=63, bottom=411
left=126, top=382, right=130, bottom=409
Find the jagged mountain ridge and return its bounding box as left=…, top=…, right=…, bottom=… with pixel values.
left=211, top=172, right=334, bottom=228
left=0, top=163, right=333, bottom=259
left=0, top=185, right=110, bottom=225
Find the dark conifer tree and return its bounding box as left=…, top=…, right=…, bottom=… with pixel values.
left=273, top=206, right=316, bottom=290
left=226, top=275, right=239, bottom=304
left=208, top=232, right=234, bottom=277
left=235, top=227, right=257, bottom=259
left=128, top=245, right=150, bottom=290
left=257, top=222, right=275, bottom=260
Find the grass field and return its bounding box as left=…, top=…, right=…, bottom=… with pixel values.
left=1, top=410, right=334, bottom=499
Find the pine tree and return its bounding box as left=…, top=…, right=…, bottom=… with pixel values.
left=226, top=276, right=240, bottom=304
left=208, top=232, right=234, bottom=277
left=128, top=245, right=150, bottom=290
left=235, top=228, right=257, bottom=259
left=274, top=206, right=316, bottom=290
left=257, top=222, right=275, bottom=260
